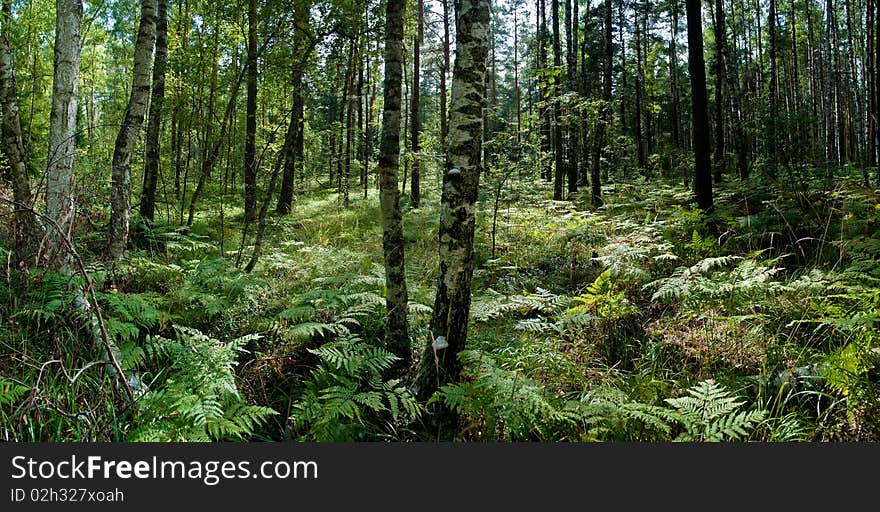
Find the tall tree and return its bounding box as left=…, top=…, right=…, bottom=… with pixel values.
left=564, top=0, right=577, bottom=194
left=415, top=0, right=491, bottom=404
left=440, top=0, right=451, bottom=159
left=768, top=0, right=778, bottom=176
left=0, top=0, right=43, bottom=264
left=591, top=0, right=612, bottom=208
left=668, top=0, right=681, bottom=148
left=378, top=0, right=410, bottom=368
left=410, top=0, right=423, bottom=208
left=686, top=0, right=713, bottom=213
left=244, top=0, right=258, bottom=222
left=109, top=0, right=157, bottom=259
left=140, top=0, right=169, bottom=225
left=45, top=0, right=83, bottom=270
left=276, top=0, right=312, bottom=214
left=711, top=0, right=726, bottom=181
left=551, top=0, right=563, bottom=199
left=634, top=0, right=646, bottom=170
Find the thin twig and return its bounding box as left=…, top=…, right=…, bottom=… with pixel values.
left=1, top=198, right=134, bottom=402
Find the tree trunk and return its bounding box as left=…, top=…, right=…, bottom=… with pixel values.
left=378, top=0, right=410, bottom=369
left=244, top=0, right=258, bottom=222
left=552, top=0, right=564, bottom=199
left=768, top=0, right=778, bottom=175
left=140, top=0, right=168, bottom=225
left=440, top=0, right=450, bottom=160
left=686, top=0, right=713, bottom=213
left=109, top=0, right=157, bottom=259
left=0, top=0, right=43, bottom=264
left=712, top=0, right=726, bottom=182
left=415, top=0, right=491, bottom=406
left=45, top=0, right=83, bottom=271
left=277, top=0, right=311, bottom=213
left=343, top=40, right=356, bottom=208
left=871, top=0, right=878, bottom=171
left=592, top=0, right=612, bottom=208
left=669, top=0, right=681, bottom=148
left=634, top=3, right=645, bottom=170
left=410, top=0, right=423, bottom=208
left=538, top=0, right=552, bottom=181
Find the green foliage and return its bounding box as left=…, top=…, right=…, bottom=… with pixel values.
left=662, top=380, right=766, bottom=442
left=433, top=350, right=578, bottom=441
left=290, top=337, right=421, bottom=441
left=646, top=254, right=789, bottom=315
left=127, top=326, right=277, bottom=441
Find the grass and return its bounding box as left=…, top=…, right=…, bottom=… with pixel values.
left=2, top=164, right=879, bottom=441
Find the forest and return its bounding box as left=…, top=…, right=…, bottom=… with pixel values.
left=0, top=0, right=878, bottom=443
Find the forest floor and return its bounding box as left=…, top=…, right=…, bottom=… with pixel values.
left=2, top=169, right=880, bottom=441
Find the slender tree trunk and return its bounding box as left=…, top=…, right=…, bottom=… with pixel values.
left=722, top=0, right=747, bottom=180
left=440, top=0, right=451, bottom=161
left=768, top=0, right=778, bottom=175
left=642, top=1, right=653, bottom=159
left=415, top=0, right=491, bottom=405
left=244, top=0, right=258, bottom=222
left=669, top=0, right=681, bottom=148
left=410, top=0, right=422, bottom=207
left=592, top=0, right=612, bottom=208
left=1, top=0, right=43, bottom=264
left=140, top=0, right=168, bottom=225
left=277, top=0, right=311, bottom=213
left=187, top=61, right=246, bottom=226
left=109, top=0, right=157, bottom=259
left=686, top=0, right=713, bottom=213
left=712, top=0, right=726, bottom=182
left=870, top=0, right=878, bottom=170
left=378, top=0, right=410, bottom=369
left=565, top=0, right=578, bottom=195
left=552, top=0, right=564, bottom=199
left=539, top=0, right=552, bottom=182
left=45, top=0, right=83, bottom=270
left=618, top=0, right=627, bottom=139
left=513, top=3, right=520, bottom=151
left=343, top=40, right=356, bottom=209
left=365, top=38, right=377, bottom=199
left=634, top=2, right=645, bottom=170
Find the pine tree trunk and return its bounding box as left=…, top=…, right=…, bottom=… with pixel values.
left=565, top=0, right=578, bottom=195
left=669, top=0, right=681, bottom=148
left=768, top=0, right=778, bottom=175
left=140, top=0, right=168, bottom=225
left=539, top=0, right=552, bottom=181
left=243, top=0, right=258, bottom=222
left=592, top=0, right=612, bottom=208
left=634, top=4, right=645, bottom=170
left=552, top=0, right=564, bottom=199
left=378, top=0, right=411, bottom=369
left=686, top=0, right=713, bottom=213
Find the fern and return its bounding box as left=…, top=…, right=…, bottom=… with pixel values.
left=433, top=350, right=579, bottom=441
left=127, top=326, right=277, bottom=441
left=290, top=336, right=421, bottom=441
left=0, top=378, right=29, bottom=407
left=663, top=380, right=765, bottom=441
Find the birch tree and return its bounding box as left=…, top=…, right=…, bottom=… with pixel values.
left=415, top=0, right=491, bottom=401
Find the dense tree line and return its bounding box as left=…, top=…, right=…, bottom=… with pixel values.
left=2, top=0, right=880, bottom=441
